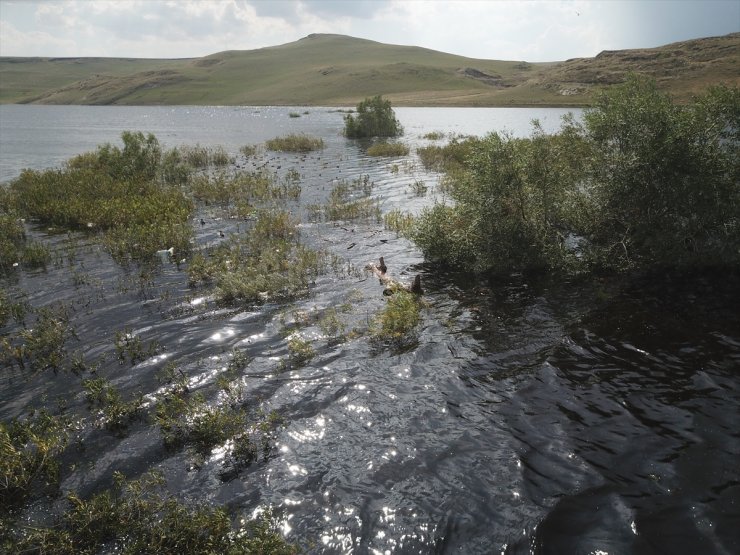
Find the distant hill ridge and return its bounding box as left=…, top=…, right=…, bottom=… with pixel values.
left=1, top=32, right=737, bottom=106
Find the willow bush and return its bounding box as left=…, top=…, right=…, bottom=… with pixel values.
left=344, top=95, right=403, bottom=138
left=411, top=76, right=739, bottom=275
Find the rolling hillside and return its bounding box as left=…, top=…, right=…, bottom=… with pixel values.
left=1, top=33, right=737, bottom=106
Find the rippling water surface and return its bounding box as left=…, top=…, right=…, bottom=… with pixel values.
left=1, top=105, right=738, bottom=554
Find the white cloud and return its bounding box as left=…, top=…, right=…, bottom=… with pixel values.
left=0, top=0, right=736, bottom=60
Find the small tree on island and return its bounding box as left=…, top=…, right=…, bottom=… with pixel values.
left=344, top=95, right=403, bottom=138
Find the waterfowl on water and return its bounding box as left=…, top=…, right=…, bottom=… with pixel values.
left=379, top=256, right=387, bottom=274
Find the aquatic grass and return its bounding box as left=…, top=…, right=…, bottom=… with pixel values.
left=416, top=137, right=479, bottom=172
left=318, top=175, right=381, bottom=223
left=82, top=377, right=145, bottom=435
left=188, top=209, right=329, bottom=305
left=239, top=144, right=258, bottom=157
left=0, top=289, right=28, bottom=328
left=423, top=131, right=445, bottom=140
left=0, top=213, right=51, bottom=272
left=189, top=171, right=301, bottom=206
left=384, top=209, right=415, bottom=236
left=1, top=305, right=77, bottom=373
left=7, top=471, right=297, bottom=554
left=410, top=179, right=428, bottom=196
left=10, top=133, right=196, bottom=264
left=367, top=142, right=410, bottom=157
left=178, top=144, right=233, bottom=168
left=266, top=134, right=325, bottom=152
left=0, top=410, right=72, bottom=511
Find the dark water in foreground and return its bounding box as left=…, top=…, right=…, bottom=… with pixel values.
left=1, top=106, right=738, bottom=554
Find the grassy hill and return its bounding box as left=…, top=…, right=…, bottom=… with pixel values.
left=1, top=33, right=737, bottom=106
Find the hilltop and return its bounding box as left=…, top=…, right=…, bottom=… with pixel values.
left=1, top=33, right=737, bottom=106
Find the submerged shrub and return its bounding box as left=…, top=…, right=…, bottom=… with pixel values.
left=1, top=304, right=77, bottom=373
left=344, top=95, right=403, bottom=139
left=266, top=134, right=324, bottom=152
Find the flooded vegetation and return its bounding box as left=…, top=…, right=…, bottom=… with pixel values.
left=1, top=89, right=739, bottom=554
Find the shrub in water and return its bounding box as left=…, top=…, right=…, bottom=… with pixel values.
left=411, top=76, right=739, bottom=274
left=371, top=291, right=423, bottom=342
left=344, top=95, right=403, bottom=139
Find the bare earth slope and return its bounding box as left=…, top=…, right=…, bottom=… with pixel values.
left=1, top=33, right=737, bottom=106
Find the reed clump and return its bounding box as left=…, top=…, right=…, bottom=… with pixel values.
left=367, top=142, right=410, bottom=157
left=308, top=175, right=380, bottom=223
left=266, top=134, right=325, bottom=152
left=384, top=209, right=415, bottom=236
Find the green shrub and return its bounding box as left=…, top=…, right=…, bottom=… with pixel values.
left=411, top=125, right=583, bottom=274
left=344, top=95, right=403, bottom=139
left=410, top=76, right=739, bottom=274
left=371, top=291, right=423, bottom=341
left=367, top=142, right=409, bottom=157
left=581, top=77, right=740, bottom=270
left=266, top=134, right=324, bottom=152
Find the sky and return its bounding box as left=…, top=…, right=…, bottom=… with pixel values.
left=0, top=0, right=738, bottom=62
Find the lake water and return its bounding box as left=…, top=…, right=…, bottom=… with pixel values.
left=1, top=105, right=738, bottom=555
left=0, top=105, right=579, bottom=183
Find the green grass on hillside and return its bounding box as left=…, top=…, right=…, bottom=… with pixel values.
left=1, top=33, right=737, bottom=106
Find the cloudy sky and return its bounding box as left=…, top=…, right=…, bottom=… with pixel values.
left=0, top=0, right=738, bottom=62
